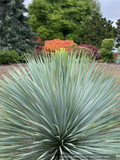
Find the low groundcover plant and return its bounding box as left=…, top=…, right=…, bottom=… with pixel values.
left=0, top=49, right=120, bottom=159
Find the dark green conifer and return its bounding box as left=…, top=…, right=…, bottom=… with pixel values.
left=116, top=19, right=120, bottom=48
left=0, top=0, right=37, bottom=54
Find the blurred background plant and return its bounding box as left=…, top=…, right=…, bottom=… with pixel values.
left=33, top=36, right=45, bottom=53
left=79, top=43, right=101, bottom=60
left=98, top=38, right=115, bottom=62
left=113, top=53, right=118, bottom=59
left=114, top=55, right=120, bottom=64
left=0, top=0, right=37, bottom=55
left=0, top=50, right=19, bottom=64
left=18, top=53, right=31, bottom=63
left=42, top=39, right=77, bottom=56
left=68, top=46, right=94, bottom=59
left=116, top=47, right=120, bottom=55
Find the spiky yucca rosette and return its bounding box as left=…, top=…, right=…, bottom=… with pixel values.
left=0, top=49, right=120, bottom=159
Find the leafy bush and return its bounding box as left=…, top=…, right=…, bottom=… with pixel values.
left=18, top=53, right=31, bottom=63
left=29, top=50, right=49, bottom=62
left=101, top=38, right=115, bottom=50
left=42, top=39, right=77, bottom=56
left=98, top=59, right=106, bottom=62
left=33, top=36, right=45, bottom=53
left=116, top=47, right=120, bottom=54
left=99, top=48, right=114, bottom=62
left=114, top=55, right=120, bottom=64
left=99, top=38, right=115, bottom=61
left=117, top=47, right=120, bottom=52
left=113, top=53, right=119, bottom=59
left=79, top=43, right=101, bottom=60
left=68, top=46, right=94, bottom=59
left=0, top=50, right=120, bottom=159
left=0, top=50, right=19, bottom=64
left=0, top=46, right=9, bottom=52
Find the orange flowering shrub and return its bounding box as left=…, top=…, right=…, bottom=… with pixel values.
left=42, top=39, right=77, bottom=56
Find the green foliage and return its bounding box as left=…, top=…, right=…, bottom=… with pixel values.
left=29, top=50, right=49, bottom=62
left=0, top=0, right=37, bottom=55
left=90, top=0, right=101, bottom=15
left=117, top=47, right=120, bottom=54
left=18, top=53, right=31, bottom=63
left=98, top=59, right=106, bottom=62
left=0, top=50, right=19, bottom=64
left=28, top=0, right=92, bottom=43
left=114, top=55, right=120, bottom=64
left=0, top=50, right=120, bottom=159
left=79, top=12, right=116, bottom=48
left=116, top=19, right=120, bottom=48
left=68, top=46, right=94, bottom=59
left=33, top=36, right=45, bottom=53
left=99, top=38, right=115, bottom=61
left=0, top=46, right=9, bottom=52
left=101, top=38, right=115, bottom=50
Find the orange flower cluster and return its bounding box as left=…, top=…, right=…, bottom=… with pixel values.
left=42, top=39, right=77, bottom=56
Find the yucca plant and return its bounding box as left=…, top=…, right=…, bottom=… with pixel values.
left=0, top=49, right=120, bottom=159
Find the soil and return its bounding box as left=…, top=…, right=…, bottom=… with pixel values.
left=0, top=63, right=28, bottom=81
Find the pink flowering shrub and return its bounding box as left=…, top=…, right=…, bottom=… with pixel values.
left=33, top=36, right=45, bottom=53
left=113, top=53, right=118, bottom=59
left=79, top=43, right=101, bottom=60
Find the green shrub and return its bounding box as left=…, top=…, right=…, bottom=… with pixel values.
left=99, top=38, right=114, bottom=61
left=68, top=46, right=94, bottom=59
left=114, top=55, right=120, bottom=64
left=0, top=50, right=19, bottom=64
left=101, top=38, right=114, bottom=50
left=116, top=47, right=120, bottom=55
left=0, top=51, right=120, bottom=159
left=98, top=59, right=106, bottom=62
left=29, top=50, right=49, bottom=63
left=18, top=53, right=31, bottom=63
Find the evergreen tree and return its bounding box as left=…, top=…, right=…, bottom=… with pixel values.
left=78, top=12, right=116, bottom=48
left=0, top=0, right=37, bottom=54
left=28, top=0, right=93, bottom=43
left=116, top=19, right=120, bottom=48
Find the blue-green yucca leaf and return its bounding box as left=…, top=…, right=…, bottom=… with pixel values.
left=0, top=48, right=120, bottom=159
